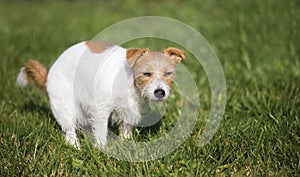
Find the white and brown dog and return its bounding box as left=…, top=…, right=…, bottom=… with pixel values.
left=17, top=41, right=186, bottom=148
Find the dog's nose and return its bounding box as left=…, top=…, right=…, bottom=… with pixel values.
left=154, top=89, right=165, bottom=98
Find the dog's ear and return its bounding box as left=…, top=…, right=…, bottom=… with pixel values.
left=163, top=47, right=186, bottom=63
left=126, top=48, right=149, bottom=68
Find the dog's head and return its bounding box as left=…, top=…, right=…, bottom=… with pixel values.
left=126, top=47, right=186, bottom=102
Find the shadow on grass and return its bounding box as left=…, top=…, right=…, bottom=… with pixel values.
left=19, top=99, right=63, bottom=131
left=20, top=100, right=51, bottom=115
left=20, top=99, right=162, bottom=140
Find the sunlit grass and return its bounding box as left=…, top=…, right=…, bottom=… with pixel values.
left=0, top=0, right=299, bottom=176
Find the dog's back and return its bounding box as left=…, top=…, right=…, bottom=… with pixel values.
left=17, top=41, right=131, bottom=147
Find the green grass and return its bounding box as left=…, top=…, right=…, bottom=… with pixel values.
left=0, top=0, right=299, bottom=176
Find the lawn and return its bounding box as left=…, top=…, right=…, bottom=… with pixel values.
left=0, top=0, right=299, bottom=176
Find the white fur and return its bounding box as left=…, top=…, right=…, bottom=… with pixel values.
left=16, top=67, right=28, bottom=88
left=46, top=42, right=144, bottom=148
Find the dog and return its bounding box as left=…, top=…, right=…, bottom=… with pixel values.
left=17, top=40, right=186, bottom=148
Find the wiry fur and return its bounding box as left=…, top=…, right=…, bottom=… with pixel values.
left=17, top=41, right=186, bottom=148
left=17, top=60, right=48, bottom=90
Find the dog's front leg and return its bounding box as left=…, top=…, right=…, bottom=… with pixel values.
left=119, top=122, right=133, bottom=139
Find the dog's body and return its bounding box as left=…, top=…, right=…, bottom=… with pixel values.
left=17, top=41, right=186, bottom=148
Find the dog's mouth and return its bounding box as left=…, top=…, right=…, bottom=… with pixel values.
left=149, top=97, right=167, bottom=102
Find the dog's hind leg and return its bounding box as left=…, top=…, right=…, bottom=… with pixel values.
left=65, top=127, right=80, bottom=148
left=48, top=94, right=81, bottom=148
left=54, top=112, right=80, bottom=148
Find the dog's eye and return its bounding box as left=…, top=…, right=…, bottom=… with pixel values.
left=143, top=72, right=152, bottom=77
left=164, top=71, right=174, bottom=76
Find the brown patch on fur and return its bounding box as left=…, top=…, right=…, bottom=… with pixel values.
left=135, top=73, right=174, bottom=90
left=132, top=52, right=177, bottom=92
left=134, top=74, right=152, bottom=90
left=126, top=48, right=149, bottom=68
left=85, top=40, right=114, bottom=53
left=24, top=60, right=48, bottom=90
left=163, top=47, right=186, bottom=63
left=163, top=75, right=174, bottom=88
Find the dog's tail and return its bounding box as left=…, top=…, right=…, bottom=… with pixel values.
left=16, top=60, right=48, bottom=90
